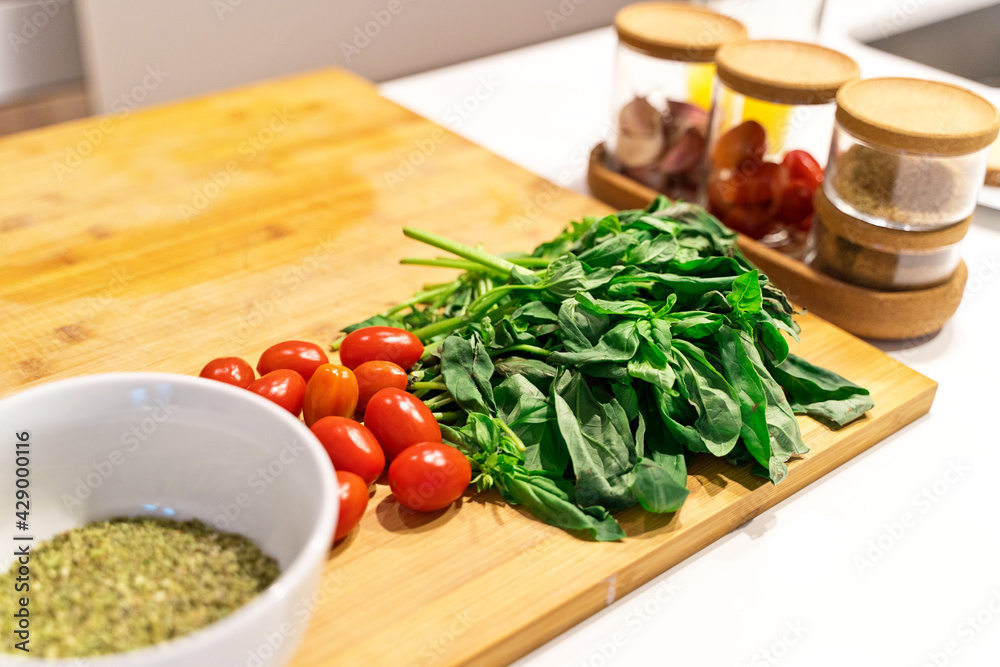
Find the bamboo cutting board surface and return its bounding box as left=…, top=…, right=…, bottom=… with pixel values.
left=0, top=69, right=936, bottom=666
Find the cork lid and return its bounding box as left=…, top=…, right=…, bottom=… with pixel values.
left=614, top=2, right=747, bottom=63
left=836, top=78, right=1000, bottom=155
left=814, top=187, right=971, bottom=251
left=714, top=40, right=860, bottom=105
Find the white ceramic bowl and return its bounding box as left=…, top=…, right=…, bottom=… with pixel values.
left=0, top=373, right=338, bottom=667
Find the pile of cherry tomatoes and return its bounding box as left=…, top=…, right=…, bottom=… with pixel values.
left=707, top=120, right=824, bottom=242
left=198, top=326, right=472, bottom=543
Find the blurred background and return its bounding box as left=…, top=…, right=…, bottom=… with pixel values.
left=0, top=0, right=634, bottom=134
left=1, top=0, right=998, bottom=140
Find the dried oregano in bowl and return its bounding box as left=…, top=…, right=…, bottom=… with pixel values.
left=0, top=517, right=279, bottom=658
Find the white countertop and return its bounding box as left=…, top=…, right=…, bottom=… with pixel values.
left=380, top=23, right=1000, bottom=667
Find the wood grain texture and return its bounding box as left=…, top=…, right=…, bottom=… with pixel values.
left=0, top=68, right=937, bottom=667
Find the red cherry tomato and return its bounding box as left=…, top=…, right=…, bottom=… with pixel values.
left=712, top=120, right=766, bottom=170
left=257, top=340, right=329, bottom=383
left=363, top=388, right=441, bottom=461
left=782, top=149, right=824, bottom=191
left=334, top=471, right=369, bottom=542
left=723, top=204, right=772, bottom=240
left=339, top=327, right=424, bottom=371
left=199, top=357, right=255, bottom=388
left=389, top=442, right=472, bottom=512
left=354, top=361, right=408, bottom=415
left=248, top=369, right=306, bottom=416
left=310, top=416, right=385, bottom=486
left=734, top=161, right=788, bottom=206
left=775, top=178, right=816, bottom=229
left=303, top=364, right=358, bottom=428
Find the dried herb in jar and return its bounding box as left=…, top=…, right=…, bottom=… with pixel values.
left=0, top=517, right=280, bottom=658
left=830, top=144, right=972, bottom=226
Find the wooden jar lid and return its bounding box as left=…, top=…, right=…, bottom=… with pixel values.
left=614, top=2, right=747, bottom=63
left=836, top=78, right=1000, bottom=155
left=814, top=187, right=971, bottom=251
left=714, top=40, right=859, bottom=105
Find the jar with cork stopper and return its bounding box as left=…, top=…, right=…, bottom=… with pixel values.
left=825, top=77, right=1000, bottom=230
left=705, top=39, right=859, bottom=252
left=606, top=2, right=747, bottom=203
left=808, top=77, right=999, bottom=293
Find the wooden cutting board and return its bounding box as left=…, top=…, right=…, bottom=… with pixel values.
left=0, top=69, right=936, bottom=666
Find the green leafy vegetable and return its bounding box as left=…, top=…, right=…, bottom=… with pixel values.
left=336, top=196, right=875, bottom=540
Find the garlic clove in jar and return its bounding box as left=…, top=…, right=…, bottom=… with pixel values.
left=658, top=127, right=706, bottom=175
left=615, top=96, right=665, bottom=168
left=664, top=100, right=710, bottom=137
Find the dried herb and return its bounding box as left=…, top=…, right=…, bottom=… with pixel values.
left=830, top=144, right=972, bottom=226
left=0, top=517, right=279, bottom=658
left=810, top=215, right=956, bottom=290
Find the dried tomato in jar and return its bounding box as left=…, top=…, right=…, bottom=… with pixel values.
left=707, top=40, right=859, bottom=253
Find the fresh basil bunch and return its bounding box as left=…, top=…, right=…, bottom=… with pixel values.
left=341, top=197, right=873, bottom=540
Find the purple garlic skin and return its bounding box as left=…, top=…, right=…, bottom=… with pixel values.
left=663, top=100, right=710, bottom=137
left=658, top=127, right=705, bottom=175
left=613, top=96, right=710, bottom=200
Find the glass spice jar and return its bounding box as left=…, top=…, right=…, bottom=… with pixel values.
left=826, top=78, right=1000, bottom=230
left=808, top=187, right=968, bottom=291
left=705, top=40, right=859, bottom=252
left=607, top=2, right=747, bottom=202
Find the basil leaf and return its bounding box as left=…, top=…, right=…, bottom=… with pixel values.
left=553, top=370, right=636, bottom=510
left=502, top=470, right=626, bottom=542
left=768, top=353, right=875, bottom=427
left=441, top=334, right=496, bottom=415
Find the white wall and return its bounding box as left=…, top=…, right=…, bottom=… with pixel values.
left=0, top=0, right=82, bottom=103
left=77, top=0, right=633, bottom=113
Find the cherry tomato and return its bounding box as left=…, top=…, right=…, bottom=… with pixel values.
left=303, top=364, right=358, bottom=427
left=775, top=178, right=816, bottom=230
left=389, top=442, right=472, bottom=512
left=257, top=340, right=329, bottom=383
left=363, top=388, right=441, bottom=461
left=248, top=369, right=306, bottom=416
left=712, top=120, right=766, bottom=170
left=334, top=471, right=369, bottom=542
left=310, top=416, right=385, bottom=486
left=734, top=161, right=788, bottom=206
left=339, top=327, right=424, bottom=371
left=723, top=204, right=772, bottom=240
left=782, top=149, right=824, bottom=191
left=354, top=361, right=408, bottom=415
left=199, top=357, right=255, bottom=388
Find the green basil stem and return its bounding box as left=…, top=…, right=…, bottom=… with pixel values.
left=400, top=257, right=508, bottom=277
left=495, top=419, right=526, bottom=453
left=408, top=367, right=441, bottom=381
left=465, top=284, right=537, bottom=322
left=419, top=280, right=455, bottom=290
left=432, top=411, right=462, bottom=423
left=498, top=255, right=552, bottom=268
left=383, top=283, right=458, bottom=316
left=404, top=227, right=518, bottom=277
left=423, top=392, right=456, bottom=410
left=410, top=381, right=448, bottom=391
left=489, top=344, right=551, bottom=358
left=411, top=317, right=467, bottom=342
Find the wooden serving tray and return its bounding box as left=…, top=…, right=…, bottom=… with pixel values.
left=588, top=143, right=967, bottom=340
left=0, top=69, right=937, bottom=666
